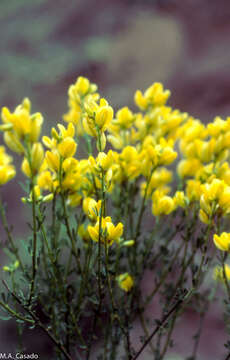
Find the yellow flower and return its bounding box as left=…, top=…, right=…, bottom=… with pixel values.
left=214, top=233, right=230, bottom=252
left=73, top=76, right=91, bottom=96
left=152, top=193, right=176, bottom=216
left=135, top=83, right=170, bottom=110
left=57, top=137, right=77, bottom=158
left=173, top=191, right=187, bottom=208
left=37, top=170, right=54, bottom=191
left=202, top=179, right=225, bottom=202
left=78, top=224, right=91, bottom=245
left=88, top=216, right=123, bottom=246
left=207, top=116, right=226, bottom=137
left=67, top=193, right=82, bottom=207
left=1, top=98, right=43, bottom=145
left=0, top=146, right=16, bottom=185
left=119, top=146, right=141, bottom=180
left=177, top=159, right=202, bottom=178
left=83, top=98, right=114, bottom=137
left=159, top=145, right=177, bottom=166
left=218, top=186, right=230, bottom=215
left=83, top=197, right=101, bottom=222
left=3, top=131, right=25, bottom=154
left=141, top=168, right=172, bottom=198
left=114, top=107, right=134, bottom=129
left=45, top=151, right=60, bottom=172
left=96, top=151, right=115, bottom=171
left=0, top=165, right=16, bottom=185
left=21, top=143, right=44, bottom=177
left=186, top=180, right=202, bottom=201
left=199, top=209, right=209, bottom=224
left=116, top=273, right=134, bottom=292
left=63, top=76, right=99, bottom=136
left=95, top=103, right=113, bottom=130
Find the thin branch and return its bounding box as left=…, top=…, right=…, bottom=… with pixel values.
left=131, top=288, right=194, bottom=360
left=3, top=281, right=73, bottom=360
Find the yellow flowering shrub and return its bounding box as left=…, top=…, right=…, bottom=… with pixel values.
left=1, top=76, right=230, bottom=359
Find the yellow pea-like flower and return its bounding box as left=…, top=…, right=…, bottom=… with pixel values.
left=152, top=195, right=175, bottom=216
left=95, top=105, right=113, bottom=130
left=45, top=151, right=60, bottom=172
left=115, top=107, right=134, bottom=129
left=38, top=171, right=53, bottom=191
left=219, top=186, right=230, bottom=215
left=134, top=90, right=148, bottom=110
left=67, top=193, right=82, bottom=207
left=199, top=209, right=209, bottom=224
left=58, top=137, right=77, bottom=158
left=200, top=194, right=212, bottom=215
left=0, top=165, right=16, bottom=185
left=134, top=83, right=170, bottom=110
left=0, top=146, right=16, bottom=185
left=83, top=197, right=101, bottom=222
left=88, top=216, right=123, bottom=246
left=74, top=76, right=90, bottom=96
left=173, top=191, right=187, bottom=208
left=202, top=179, right=225, bottom=201
left=82, top=116, right=97, bottom=137
left=116, top=273, right=134, bottom=292
left=96, top=150, right=115, bottom=171
left=207, top=116, right=226, bottom=138
left=21, top=143, right=44, bottom=177
left=186, top=180, right=202, bottom=201
left=159, top=146, right=177, bottom=166
left=31, top=143, right=44, bottom=171
left=214, top=233, right=230, bottom=252
left=4, top=132, right=24, bottom=154
left=30, top=113, right=43, bottom=143
left=1, top=99, right=43, bottom=145
left=177, top=159, right=201, bottom=178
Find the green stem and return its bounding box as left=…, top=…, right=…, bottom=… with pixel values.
left=3, top=280, right=73, bottom=360
left=27, top=183, right=37, bottom=306
left=61, top=192, right=82, bottom=276
left=0, top=299, right=34, bottom=324
left=0, top=194, right=24, bottom=272
left=134, top=168, right=155, bottom=241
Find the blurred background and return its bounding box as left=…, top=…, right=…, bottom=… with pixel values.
left=0, top=0, right=230, bottom=358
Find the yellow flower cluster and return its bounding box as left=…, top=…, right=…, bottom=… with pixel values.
left=64, top=76, right=113, bottom=151
left=2, top=76, right=230, bottom=256
left=88, top=216, right=123, bottom=247
left=0, top=98, right=43, bottom=154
